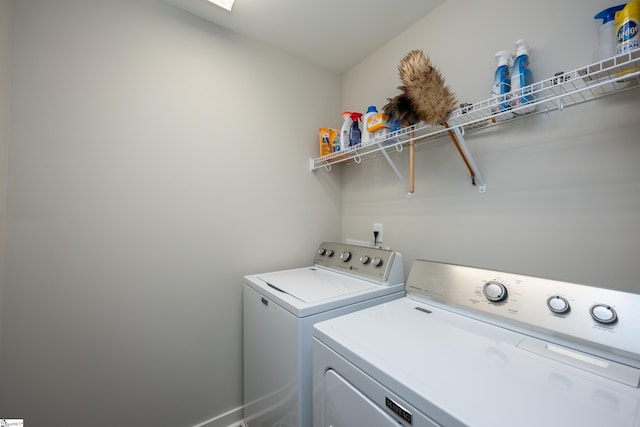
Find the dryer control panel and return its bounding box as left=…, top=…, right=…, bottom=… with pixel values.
left=406, top=259, right=640, bottom=367
left=314, top=242, right=404, bottom=286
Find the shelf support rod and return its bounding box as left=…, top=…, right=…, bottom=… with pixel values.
left=409, top=131, right=415, bottom=194
left=449, top=124, right=486, bottom=193
left=377, top=143, right=413, bottom=198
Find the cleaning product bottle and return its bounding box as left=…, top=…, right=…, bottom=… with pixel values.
left=339, top=111, right=352, bottom=151
left=511, top=39, right=535, bottom=115
left=332, top=129, right=341, bottom=153
left=491, top=50, right=514, bottom=119
left=349, top=112, right=362, bottom=147
left=615, top=0, right=640, bottom=55
left=362, top=106, right=378, bottom=144
left=594, top=4, right=626, bottom=61
left=389, top=118, right=401, bottom=134
left=369, top=112, right=389, bottom=140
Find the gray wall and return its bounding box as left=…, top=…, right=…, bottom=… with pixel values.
left=339, top=0, right=640, bottom=293
left=0, top=0, right=341, bottom=426
left=1, top=0, right=639, bottom=426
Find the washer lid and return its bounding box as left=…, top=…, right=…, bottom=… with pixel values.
left=256, top=268, right=377, bottom=303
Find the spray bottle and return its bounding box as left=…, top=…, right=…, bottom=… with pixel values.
left=339, top=112, right=352, bottom=151
left=491, top=50, right=514, bottom=119
left=362, top=106, right=378, bottom=144
left=332, top=130, right=341, bottom=153
left=594, top=4, right=626, bottom=61
left=511, top=39, right=535, bottom=115
left=349, top=112, right=363, bottom=147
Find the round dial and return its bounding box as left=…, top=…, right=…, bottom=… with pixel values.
left=483, top=281, right=508, bottom=302
left=326, top=249, right=334, bottom=257
left=340, top=251, right=351, bottom=262
left=360, top=255, right=370, bottom=265
left=590, top=304, right=618, bottom=324
left=371, top=257, right=383, bottom=267
left=317, top=248, right=326, bottom=256
left=547, top=295, right=570, bottom=314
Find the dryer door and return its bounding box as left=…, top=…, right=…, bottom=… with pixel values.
left=324, top=369, right=404, bottom=427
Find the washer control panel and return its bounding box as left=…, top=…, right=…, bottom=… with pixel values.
left=314, top=242, right=404, bottom=285
left=406, top=260, right=640, bottom=363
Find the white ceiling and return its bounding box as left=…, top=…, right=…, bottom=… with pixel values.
left=162, top=0, right=445, bottom=73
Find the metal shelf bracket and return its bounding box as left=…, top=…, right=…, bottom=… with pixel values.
left=377, top=143, right=413, bottom=198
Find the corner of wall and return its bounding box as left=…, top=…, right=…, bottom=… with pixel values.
left=0, top=0, right=14, bottom=357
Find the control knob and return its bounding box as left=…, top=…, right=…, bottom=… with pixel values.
left=371, top=257, right=383, bottom=267
left=590, top=304, right=618, bottom=324
left=483, top=281, right=508, bottom=302
left=547, top=295, right=570, bottom=314
left=360, top=255, right=370, bottom=265
left=317, top=248, right=326, bottom=256
left=340, top=251, right=351, bottom=262
left=326, top=249, right=334, bottom=257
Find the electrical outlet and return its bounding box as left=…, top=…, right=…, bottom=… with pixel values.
left=373, top=223, right=383, bottom=244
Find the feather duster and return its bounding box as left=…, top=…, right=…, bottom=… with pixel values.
left=399, top=50, right=456, bottom=125
left=382, top=89, right=421, bottom=126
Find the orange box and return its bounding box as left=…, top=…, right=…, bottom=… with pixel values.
left=319, top=128, right=337, bottom=156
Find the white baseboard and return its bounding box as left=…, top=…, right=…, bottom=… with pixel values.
left=190, top=405, right=244, bottom=427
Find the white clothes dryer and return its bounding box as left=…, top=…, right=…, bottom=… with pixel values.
left=313, top=259, right=640, bottom=427
left=243, top=242, right=404, bottom=427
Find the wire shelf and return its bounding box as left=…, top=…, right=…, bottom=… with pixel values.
left=310, top=50, right=640, bottom=172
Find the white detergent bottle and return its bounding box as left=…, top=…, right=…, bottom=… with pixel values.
left=491, top=50, right=514, bottom=120
left=594, top=4, right=626, bottom=61
left=511, top=39, right=536, bottom=115
left=362, top=106, right=378, bottom=144
left=339, top=111, right=352, bottom=151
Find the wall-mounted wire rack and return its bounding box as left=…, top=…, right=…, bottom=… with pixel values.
left=309, top=50, right=640, bottom=197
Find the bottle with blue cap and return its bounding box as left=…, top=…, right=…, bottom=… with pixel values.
left=491, top=50, right=514, bottom=120
left=594, top=4, right=626, bottom=61
left=511, top=39, right=535, bottom=115
left=362, top=106, right=378, bottom=144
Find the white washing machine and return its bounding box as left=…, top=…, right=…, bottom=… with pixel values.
left=243, top=242, right=404, bottom=427
left=313, top=259, right=640, bottom=427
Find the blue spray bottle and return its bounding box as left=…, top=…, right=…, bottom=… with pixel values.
left=349, top=112, right=362, bottom=147
left=511, top=39, right=535, bottom=114
left=491, top=50, right=514, bottom=120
